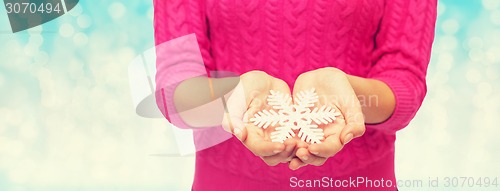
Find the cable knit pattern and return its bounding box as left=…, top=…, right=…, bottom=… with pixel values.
left=154, top=0, right=436, bottom=190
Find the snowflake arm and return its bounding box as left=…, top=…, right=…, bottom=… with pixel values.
left=249, top=109, right=281, bottom=129
left=267, top=90, right=293, bottom=110
left=270, top=125, right=296, bottom=143
left=306, top=105, right=342, bottom=125
left=295, top=88, right=319, bottom=108
left=297, top=124, right=324, bottom=144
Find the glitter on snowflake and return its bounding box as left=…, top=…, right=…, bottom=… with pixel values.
left=249, top=88, right=341, bottom=144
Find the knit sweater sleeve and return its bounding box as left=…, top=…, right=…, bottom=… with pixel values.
left=366, top=0, right=437, bottom=133
left=153, top=0, right=214, bottom=126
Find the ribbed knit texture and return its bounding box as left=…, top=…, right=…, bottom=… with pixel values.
left=154, top=0, right=436, bottom=190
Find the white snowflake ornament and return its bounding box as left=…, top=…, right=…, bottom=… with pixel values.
left=249, top=88, right=341, bottom=144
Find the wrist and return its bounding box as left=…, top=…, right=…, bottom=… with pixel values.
left=297, top=67, right=347, bottom=85
left=315, top=67, right=346, bottom=78
left=345, top=75, right=396, bottom=124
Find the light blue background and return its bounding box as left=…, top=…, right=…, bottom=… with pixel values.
left=0, top=0, right=499, bottom=190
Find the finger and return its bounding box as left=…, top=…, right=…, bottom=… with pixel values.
left=289, top=158, right=307, bottom=170
left=295, top=147, right=311, bottom=162
left=242, top=100, right=264, bottom=124
left=295, top=139, right=309, bottom=149
left=263, top=139, right=297, bottom=162
left=288, top=158, right=301, bottom=170
left=221, top=110, right=247, bottom=141
left=260, top=156, right=280, bottom=166
left=231, top=119, right=248, bottom=141
left=237, top=98, right=265, bottom=142
left=337, top=92, right=365, bottom=145
left=261, top=139, right=296, bottom=166
left=283, top=138, right=298, bottom=157
left=308, top=133, right=343, bottom=158
left=234, top=88, right=269, bottom=141
left=222, top=82, right=249, bottom=141
left=339, top=110, right=365, bottom=145
left=245, top=129, right=285, bottom=157
left=287, top=139, right=308, bottom=162
left=295, top=147, right=327, bottom=166
left=246, top=140, right=284, bottom=157
left=288, top=140, right=311, bottom=170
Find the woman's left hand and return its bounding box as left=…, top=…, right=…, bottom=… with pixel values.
left=288, top=67, right=366, bottom=170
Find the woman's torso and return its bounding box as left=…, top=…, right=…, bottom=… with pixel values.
left=206, top=0, right=385, bottom=86
left=193, top=0, right=397, bottom=190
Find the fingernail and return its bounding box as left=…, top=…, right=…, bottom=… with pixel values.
left=297, top=164, right=306, bottom=170
left=301, top=156, right=308, bottom=161
left=343, top=133, right=354, bottom=145
left=273, top=150, right=281, bottom=154
left=311, top=151, right=319, bottom=155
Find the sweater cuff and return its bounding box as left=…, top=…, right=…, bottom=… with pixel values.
left=154, top=33, right=208, bottom=129
left=366, top=74, right=419, bottom=134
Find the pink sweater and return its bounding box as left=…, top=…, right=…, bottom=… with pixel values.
left=153, top=0, right=436, bottom=190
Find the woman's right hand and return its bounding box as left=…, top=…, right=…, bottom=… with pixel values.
left=222, top=71, right=300, bottom=166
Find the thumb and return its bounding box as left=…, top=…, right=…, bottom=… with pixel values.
left=339, top=111, right=365, bottom=145
left=222, top=113, right=247, bottom=142
left=232, top=119, right=248, bottom=142
left=221, top=82, right=249, bottom=141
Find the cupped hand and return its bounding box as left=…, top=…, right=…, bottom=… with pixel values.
left=289, top=67, right=366, bottom=170
left=222, top=71, right=301, bottom=166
